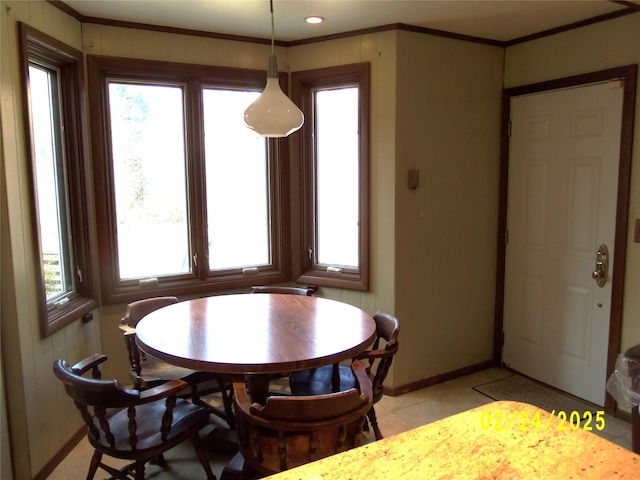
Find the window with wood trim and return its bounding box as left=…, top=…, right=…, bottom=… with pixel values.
left=18, top=23, right=97, bottom=336
left=292, top=63, right=370, bottom=290
left=88, top=56, right=290, bottom=303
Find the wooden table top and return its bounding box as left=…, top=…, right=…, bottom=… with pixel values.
left=267, top=401, right=640, bottom=479
left=135, top=293, right=377, bottom=375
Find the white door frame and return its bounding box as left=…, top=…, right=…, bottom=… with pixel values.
left=494, top=65, right=637, bottom=414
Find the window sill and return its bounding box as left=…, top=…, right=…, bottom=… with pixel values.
left=102, top=269, right=290, bottom=304
left=297, top=269, right=368, bottom=291
left=44, top=295, right=98, bottom=337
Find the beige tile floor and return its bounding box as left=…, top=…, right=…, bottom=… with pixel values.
left=47, top=368, right=633, bottom=479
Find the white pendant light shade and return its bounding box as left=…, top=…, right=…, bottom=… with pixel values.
left=244, top=55, right=304, bottom=138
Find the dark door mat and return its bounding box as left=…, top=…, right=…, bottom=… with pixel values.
left=474, top=374, right=600, bottom=416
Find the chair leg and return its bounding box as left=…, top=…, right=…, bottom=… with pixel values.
left=193, top=436, right=217, bottom=480
left=134, top=461, right=146, bottom=480
left=241, top=457, right=256, bottom=480
left=367, top=406, right=383, bottom=440
left=191, top=376, right=236, bottom=430
left=86, top=450, right=102, bottom=480
left=331, top=363, right=340, bottom=392
left=215, top=376, right=236, bottom=429
left=221, top=451, right=251, bottom=480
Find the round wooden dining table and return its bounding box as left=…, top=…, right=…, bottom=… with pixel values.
left=135, top=293, right=377, bottom=403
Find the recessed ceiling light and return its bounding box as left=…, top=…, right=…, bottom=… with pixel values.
left=305, top=16, right=325, bottom=24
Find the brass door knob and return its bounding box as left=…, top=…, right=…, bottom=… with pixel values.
left=592, top=244, right=609, bottom=288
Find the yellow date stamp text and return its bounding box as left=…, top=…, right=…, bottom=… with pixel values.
left=480, top=409, right=605, bottom=432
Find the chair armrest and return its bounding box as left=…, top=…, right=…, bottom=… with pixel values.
left=71, top=354, right=108, bottom=376
left=120, top=324, right=136, bottom=335
left=232, top=376, right=253, bottom=415
left=138, top=379, right=189, bottom=403
left=351, top=359, right=373, bottom=400
left=354, top=344, right=398, bottom=361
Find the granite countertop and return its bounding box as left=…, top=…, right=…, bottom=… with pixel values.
left=266, top=400, right=639, bottom=479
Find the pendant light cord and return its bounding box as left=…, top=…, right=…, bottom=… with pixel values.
left=270, top=0, right=275, bottom=55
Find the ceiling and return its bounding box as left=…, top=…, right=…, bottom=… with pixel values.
left=62, top=0, right=640, bottom=44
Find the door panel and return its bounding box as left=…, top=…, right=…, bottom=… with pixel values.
left=503, top=82, right=623, bottom=406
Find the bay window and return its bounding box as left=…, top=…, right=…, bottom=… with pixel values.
left=292, top=63, right=370, bottom=290
left=108, top=82, right=191, bottom=280
left=88, top=56, right=289, bottom=303
left=18, top=23, right=97, bottom=336
left=202, top=88, right=270, bottom=271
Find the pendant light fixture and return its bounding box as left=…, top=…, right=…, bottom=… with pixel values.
left=244, top=0, right=304, bottom=137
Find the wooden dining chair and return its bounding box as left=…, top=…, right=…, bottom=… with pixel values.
left=119, top=296, right=235, bottom=428
left=289, top=311, right=400, bottom=440
left=225, top=359, right=373, bottom=479
left=53, top=354, right=216, bottom=480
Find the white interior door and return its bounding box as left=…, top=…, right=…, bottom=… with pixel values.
left=503, top=81, right=623, bottom=406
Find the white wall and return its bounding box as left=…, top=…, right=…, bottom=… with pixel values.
left=1, top=82, right=13, bottom=480
left=1, top=353, right=11, bottom=480
left=394, top=31, right=504, bottom=387
left=1, top=150, right=11, bottom=480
